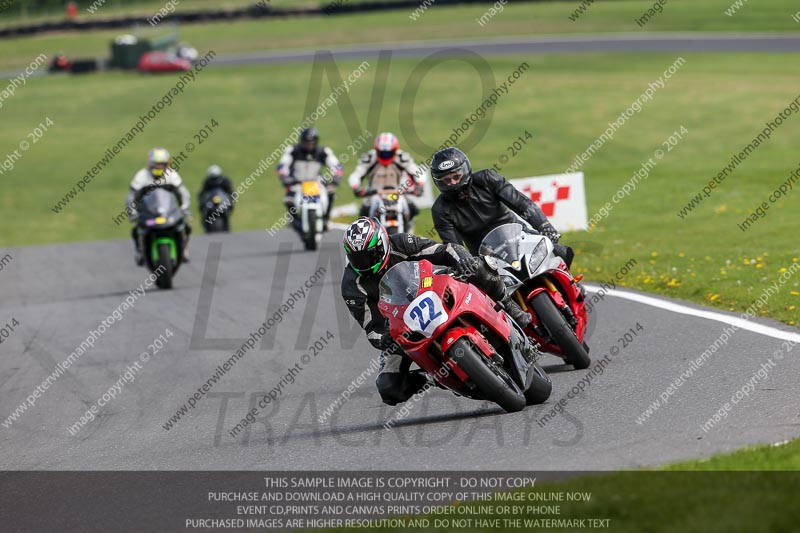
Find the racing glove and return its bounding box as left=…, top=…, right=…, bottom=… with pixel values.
left=453, top=256, right=481, bottom=282
left=538, top=221, right=561, bottom=243
left=375, top=332, right=398, bottom=351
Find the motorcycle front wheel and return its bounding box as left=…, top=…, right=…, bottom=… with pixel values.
left=449, top=338, right=526, bottom=413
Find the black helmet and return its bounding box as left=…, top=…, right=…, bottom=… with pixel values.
left=431, top=147, right=471, bottom=194
left=300, top=127, right=319, bottom=143
left=299, top=127, right=319, bottom=155
left=343, top=217, right=391, bottom=276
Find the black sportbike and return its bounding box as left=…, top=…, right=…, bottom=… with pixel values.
left=135, top=185, right=188, bottom=289
left=199, top=187, right=233, bottom=233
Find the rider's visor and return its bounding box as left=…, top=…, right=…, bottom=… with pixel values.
left=348, top=248, right=384, bottom=275
left=434, top=170, right=464, bottom=187
left=377, top=149, right=396, bottom=163
left=346, top=235, right=386, bottom=275
left=150, top=163, right=167, bottom=177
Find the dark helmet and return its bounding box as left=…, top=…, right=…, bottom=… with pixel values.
left=299, top=127, right=319, bottom=154
left=343, top=217, right=391, bottom=276
left=431, top=147, right=471, bottom=194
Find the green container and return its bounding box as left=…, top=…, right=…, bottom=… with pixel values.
left=109, top=35, right=152, bottom=70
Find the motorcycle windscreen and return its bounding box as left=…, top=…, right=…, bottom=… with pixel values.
left=379, top=262, right=421, bottom=304
left=479, top=222, right=524, bottom=264
left=139, top=188, right=182, bottom=222
left=204, top=187, right=230, bottom=206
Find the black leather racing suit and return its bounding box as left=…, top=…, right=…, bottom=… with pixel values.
left=340, top=233, right=507, bottom=405
left=431, top=169, right=572, bottom=266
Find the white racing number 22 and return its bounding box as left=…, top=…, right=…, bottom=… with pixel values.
left=403, top=292, right=448, bottom=338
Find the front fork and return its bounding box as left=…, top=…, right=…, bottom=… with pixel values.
left=517, top=277, right=579, bottom=333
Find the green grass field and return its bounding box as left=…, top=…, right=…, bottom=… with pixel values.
left=3, top=52, right=799, bottom=325
left=316, top=441, right=800, bottom=533
left=1, top=0, right=799, bottom=71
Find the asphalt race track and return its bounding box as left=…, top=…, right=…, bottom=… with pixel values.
left=1, top=229, right=798, bottom=471
left=3, top=32, right=800, bottom=82
left=214, top=33, right=800, bottom=66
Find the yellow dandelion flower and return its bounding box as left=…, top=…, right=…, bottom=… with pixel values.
left=678, top=252, right=686, bottom=258
left=756, top=263, right=764, bottom=269
left=709, top=294, right=720, bottom=301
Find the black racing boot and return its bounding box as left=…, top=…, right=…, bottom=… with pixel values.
left=503, top=297, right=531, bottom=328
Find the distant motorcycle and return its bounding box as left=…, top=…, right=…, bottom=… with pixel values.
left=479, top=223, right=591, bottom=369
left=291, top=168, right=328, bottom=251
left=199, top=187, right=232, bottom=233
left=136, top=185, right=187, bottom=289
left=365, top=186, right=411, bottom=235
left=378, top=259, right=552, bottom=413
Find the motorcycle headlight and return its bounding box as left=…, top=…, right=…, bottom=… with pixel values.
left=528, top=240, right=547, bottom=272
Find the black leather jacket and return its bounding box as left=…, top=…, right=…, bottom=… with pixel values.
left=341, top=234, right=470, bottom=349
left=431, top=169, right=549, bottom=255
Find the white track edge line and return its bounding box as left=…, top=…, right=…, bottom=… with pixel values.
left=584, top=284, right=800, bottom=343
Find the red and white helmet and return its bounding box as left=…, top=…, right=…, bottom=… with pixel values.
left=375, top=132, right=399, bottom=167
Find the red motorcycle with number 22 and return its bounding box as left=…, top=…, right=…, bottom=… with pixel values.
left=378, top=259, right=552, bottom=413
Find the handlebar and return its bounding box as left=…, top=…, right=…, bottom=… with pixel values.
left=362, top=187, right=403, bottom=197
left=134, top=182, right=179, bottom=202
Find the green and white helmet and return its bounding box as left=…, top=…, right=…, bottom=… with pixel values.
left=343, top=217, right=391, bottom=276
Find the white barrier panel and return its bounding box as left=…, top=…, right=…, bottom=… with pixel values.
left=509, top=172, right=587, bottom=232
